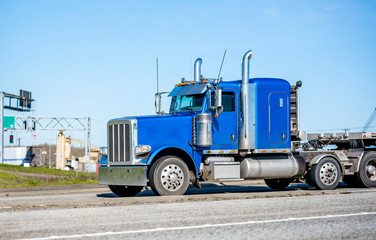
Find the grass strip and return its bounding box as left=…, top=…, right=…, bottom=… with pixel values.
left=0, top=164, right=98, bottom=188
left=0, top=171, right=41, bottom=188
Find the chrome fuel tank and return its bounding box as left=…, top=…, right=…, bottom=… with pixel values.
left=240, top=154, right=306, bottom=179
left=197, top=113, right=213, bottom=147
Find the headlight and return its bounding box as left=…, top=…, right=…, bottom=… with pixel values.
left=134, top=145, right=151, bottom=155
left=99, top=147, right=108, bottom=156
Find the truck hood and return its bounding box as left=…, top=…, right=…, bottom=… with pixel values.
left=110, top=113, right=196, bottom=159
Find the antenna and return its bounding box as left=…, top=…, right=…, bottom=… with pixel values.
left=156, top=58, right=159, bottom=94
left=216, top=49, right=227, bottom=82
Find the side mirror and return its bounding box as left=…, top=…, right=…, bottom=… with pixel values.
left=215, top=88, right=223, bottom=114
left=210, top=88, right=223, bottom=114
left=155, top=92, right=170, bottom=115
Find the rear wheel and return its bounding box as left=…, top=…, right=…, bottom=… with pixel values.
left=355, top=152, right=376, bottom=188
left=309, top=157, right=341, bottom=190
left=264, top=178, right=292, bottom=190
left=149, top=155, right=190, bottom=196
left=109, top=185, right=143, bottom=197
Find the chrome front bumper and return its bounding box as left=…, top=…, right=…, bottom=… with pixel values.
left=98, top=166, right=147, bottom=186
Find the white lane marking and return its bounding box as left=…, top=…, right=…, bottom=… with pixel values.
left=18, top=211, right=376, bottom=240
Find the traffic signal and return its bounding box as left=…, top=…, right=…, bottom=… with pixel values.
left=10, top=135, right=14, bottom=144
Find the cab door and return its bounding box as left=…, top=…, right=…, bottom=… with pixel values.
left=268, top=92, right=289, bottom=144
left=211, top=90, right=238, bottom=146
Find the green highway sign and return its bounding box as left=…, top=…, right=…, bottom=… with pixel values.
left=4, top=116, right=15, bottom=129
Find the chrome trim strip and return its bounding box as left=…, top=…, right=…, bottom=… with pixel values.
left=112, top=125, right=115, bottom=162
left=123, top=124, right=126, bottom=161
left=253, top=149, right=291, bottom=154
left=118, top=125, right=120, bottom=162
left=203, top=150, right=238, bottom=155
left=107, top=118, right=138, bottom=165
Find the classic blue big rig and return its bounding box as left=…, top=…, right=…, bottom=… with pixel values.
left=99, top=50, right=376, bottom=196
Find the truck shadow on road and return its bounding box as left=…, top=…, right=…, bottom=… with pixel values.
left=96, top=182, right=350, bottom=198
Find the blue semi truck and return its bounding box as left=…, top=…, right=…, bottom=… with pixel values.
left=99, top=50, right=376, bottom=196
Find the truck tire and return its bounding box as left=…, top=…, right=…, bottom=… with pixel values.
left=309, top=157, right=341, bottom=190
left=109, top=185, right=143, bottom=197
left=355, top=152, right=376, bottom=188
left=304, top=175, right=315, bottom=187
left=264, top=178, right=292, bottom=190
left=149, top=155, right=190, bottom=196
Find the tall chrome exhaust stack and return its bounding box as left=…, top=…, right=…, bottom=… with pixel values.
left=194, top=58, right=202, bottom=82
left=239, top=50, right=253, bottom=151
left=242, top=50, right=253, bottom=85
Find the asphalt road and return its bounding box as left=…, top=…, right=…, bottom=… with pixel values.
left=1, top=182, right=376, bottom=239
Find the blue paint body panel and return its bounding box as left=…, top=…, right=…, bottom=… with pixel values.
left=135, top=114, right=203, bottom=174
left=250, top=78, right=291, bottom=149
left=208, top=82, right=240, bottom=150
left=108, top=78, right=291, bottom=176
left=99, top=155, right=108, bottom=166
left=136, top=114, right=193, bottom=158
left=210, top=78, right=291, bottom=150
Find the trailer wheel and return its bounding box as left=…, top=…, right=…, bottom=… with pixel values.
left=264, top=179, right=292, bottom=190
left=109, top=185, right=143, bottom=197
left=149, top=155, right=190, bottom=196
left=309, top=157, right=341, bottom=190
left=355, top=152, right=376, bottom=188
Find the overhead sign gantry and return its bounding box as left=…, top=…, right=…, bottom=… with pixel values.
left=0, top=90, right=34, bottom=164
left=0, top=90, right=92, bottom=172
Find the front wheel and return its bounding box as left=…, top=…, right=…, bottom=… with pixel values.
left=109, top=185, right=143, bottom=197
left=309, top=157, right=341, bottom=190
left=264, top=178, right=292, bottom=190
left=149, top=155, right=190, bottom=196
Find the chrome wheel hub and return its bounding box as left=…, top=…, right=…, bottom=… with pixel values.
left=366, top=161, right=376, bottom=181
left=319, top=162, right=338, bottom=185
left=161, top=164, right=184, bottom=191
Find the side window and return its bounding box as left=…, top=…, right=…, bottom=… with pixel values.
left=211, top=91, right=235, bottom=112
left=222, top=92, right=235, bottom=112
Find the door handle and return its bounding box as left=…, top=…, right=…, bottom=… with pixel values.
left=231, top=134, right=235, bottom=141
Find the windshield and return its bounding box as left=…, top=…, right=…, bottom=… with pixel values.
left=169, top=94, right=204, bottom=113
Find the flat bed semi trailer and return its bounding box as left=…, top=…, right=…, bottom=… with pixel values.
left=99, top=50, right=376, bottom=196
left=296, top=132, right=376, bottom=188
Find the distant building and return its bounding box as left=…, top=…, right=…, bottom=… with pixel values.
left=3, top=147, right=42, bottom=166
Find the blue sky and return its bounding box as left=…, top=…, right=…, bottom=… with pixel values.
left=0, top=0, right=375, bottom=147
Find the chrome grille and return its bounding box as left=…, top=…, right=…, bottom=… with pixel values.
left=108, top=123, right=131, bottom=163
